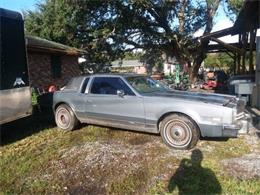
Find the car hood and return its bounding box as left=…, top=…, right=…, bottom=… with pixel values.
left=143, top=90, right=237, bottom=106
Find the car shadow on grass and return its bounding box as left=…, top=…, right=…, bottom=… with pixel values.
left=168, top=149, right=222, bottom=194
left=0, top=110, right=56, bottom=146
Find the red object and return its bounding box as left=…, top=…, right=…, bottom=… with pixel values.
left=201, top=80, right=216, bottom=90
left=48, top=85, right=57, bottom=92
left=201, top=80, right=225, bottom=90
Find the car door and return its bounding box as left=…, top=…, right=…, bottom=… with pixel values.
left=83, top=76, right=145, bottom=130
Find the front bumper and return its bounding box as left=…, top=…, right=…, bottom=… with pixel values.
left=236, top=112, right=251, bottom=134
left=199, top=112, right=251, bottom=138
left=223, top=124, right=241, bottom=137
left=224, top=112, right=251, bottom=136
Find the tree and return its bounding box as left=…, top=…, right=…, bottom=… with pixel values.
left=140, top=49, right=164, bottom=74
left=224, top=0, right=244, bottom=22
left=25, top=0, right=222, bottom=80
left=24, top=0, right=81, bottom=47
left=204, top=53, right=234, bottom=71
left=24, top=0, right=124, bottom=73
left=205, top=51, right=256, bottom=74
left=189, top=0, right=221, bottom=82
left=123, top=52, right=143, bottom=60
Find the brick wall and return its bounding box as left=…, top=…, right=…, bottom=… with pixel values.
left=27, top=52, right=81, bottom=90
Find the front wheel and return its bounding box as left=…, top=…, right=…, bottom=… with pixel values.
left=160, top=114, right=199, bottom=150
left=55, top=104, right=79, bottom=131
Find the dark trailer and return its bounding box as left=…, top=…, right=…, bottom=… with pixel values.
left=0, top=8, right=32, bottom=124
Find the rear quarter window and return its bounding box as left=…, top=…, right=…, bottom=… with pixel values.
left=64, top=77, right=85, bottom=91
left=90, top=77, right=135, bottom=95
left=80, top=78, right=90, bottom=93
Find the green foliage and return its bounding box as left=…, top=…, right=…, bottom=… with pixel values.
left=24, top=0, right=123, bottom=73
left=204, top=53, right=234, bottom=71
left=24, top=0, right=80, bottom=47
left=24, top=0, right=222, bottom=75
left=205, top=52, right=256, bottom=74
left=123, top=52, right=143, bottom=60
left=140, top=49, right=164, bottom=73
left=31, top=90, right=38, bottom=106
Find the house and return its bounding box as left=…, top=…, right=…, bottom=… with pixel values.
left=26, top=35, right=84, bottom=90
left=111, top=60, right=147, bottom=74
left=162, top=55, right=178, bottom=75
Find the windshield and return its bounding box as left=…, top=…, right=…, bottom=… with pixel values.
left=126, top=76, right=168, bottom=93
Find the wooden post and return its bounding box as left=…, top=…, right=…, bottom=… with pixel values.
left=237, top=54, right=241, bottom=74
left=237, top=34, right=242, bottom=74
left=234, top=53, right=237, bottom=74
left=256, top=37, right=260, bottom=109
left=242, top=32, right=248, bottom=74
left=249, top=28, right=256, bottom=73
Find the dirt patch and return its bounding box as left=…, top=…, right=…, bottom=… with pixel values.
left=41, top=141, right=158, bottom=194
left=222, top=153, right=260, bottom=180
left=2, top=123, right=259, bottom=194
left=36, top=137, right=184, bottom=194
left=128, top=134, right=153, bottom=145
left=244, top=126, right=260, bottom=153
left=222, top=127, right=260, bottom=180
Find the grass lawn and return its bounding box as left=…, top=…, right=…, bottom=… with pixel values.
left=1, top=113, right=259, bottom=194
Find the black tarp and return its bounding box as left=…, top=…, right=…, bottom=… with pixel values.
left=0, top=8, right=29, bottom=90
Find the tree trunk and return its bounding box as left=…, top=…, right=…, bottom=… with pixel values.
left=178, top=0, right=187, bottom=34
left=188, top=0, right=220, bottom=84
left=189, top=39, right=209, bottom=83
left=190, top=50, right=205, bottom=83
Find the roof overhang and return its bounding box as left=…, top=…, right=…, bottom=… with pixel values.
left=199, top=0, right=259, bottom=53
left=27, top=46, right=84, bottom=56
left=26, top=35, right=86, bottom=56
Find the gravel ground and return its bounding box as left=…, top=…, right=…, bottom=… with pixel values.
left=36, top=126, right=260, bottom=194
left=222, top=126, right=260, bottom=180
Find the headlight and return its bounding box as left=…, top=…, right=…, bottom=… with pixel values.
left=232, top=108, right=237, bottom=122
left=211, top=117, right=222, bottom=122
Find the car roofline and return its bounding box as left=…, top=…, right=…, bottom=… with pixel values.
left=71, top=73, right=148, bottom=80
left=91, top=73, right=146, bottom=78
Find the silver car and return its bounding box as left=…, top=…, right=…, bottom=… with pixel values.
left=53, top=74, right=249, bottom=150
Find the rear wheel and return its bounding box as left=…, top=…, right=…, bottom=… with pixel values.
left=160, top=114, right=199, bottom=150
left=55, top=104, right=79, bottom=131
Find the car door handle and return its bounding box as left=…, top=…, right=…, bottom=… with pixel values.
left=86, top=100, right=92, bottom=103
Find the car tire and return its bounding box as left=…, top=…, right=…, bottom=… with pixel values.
left=55, top=104, right=79, bottom=131
left=160, top=114, right=199, bottom=150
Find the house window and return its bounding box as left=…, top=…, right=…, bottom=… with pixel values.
left=51, top=55, right=61, bottom=78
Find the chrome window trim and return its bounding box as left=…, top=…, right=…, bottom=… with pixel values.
left=87, top=75, right=138, bottom=96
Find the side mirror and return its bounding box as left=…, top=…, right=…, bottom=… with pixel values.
left=117, top=89, right=125, bottom=97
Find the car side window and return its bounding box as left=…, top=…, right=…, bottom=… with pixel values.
left=90, top=77, right=135, bottom=96
left=81, top=78, right=90, bottom=93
